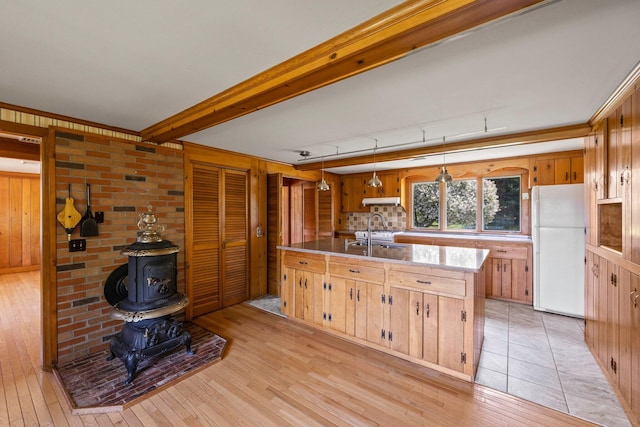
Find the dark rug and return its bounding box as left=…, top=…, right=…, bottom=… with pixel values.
left=54, top=322, right=226, bottom=414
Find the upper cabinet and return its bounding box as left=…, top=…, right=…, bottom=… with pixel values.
left=532, top=153, right=584, bottom=186
left=341, top=171, right=400, bottom=212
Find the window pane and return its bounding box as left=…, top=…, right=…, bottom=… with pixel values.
left=412, top=182, right=439, bottom=229
left=483, top=176, right=521, bottom=231
left=446, top=180, right=477, bottom=230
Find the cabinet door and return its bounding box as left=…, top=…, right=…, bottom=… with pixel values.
left=294, top=269, right=305, bottom=320
left=365, top=282, right=385, bottom=345
left=555, top=157, right=572, bottom=184
left=389, top=287, right=411, bottom=354
left=533, top=159, right=555, bottom=185
left=571, top=156, right=584, bottom=183
left=596, top=257, right=608, bottom=364
left=594, top=123, right=607, bottom=200
left=281, top=267, right=294, bottom=317
left=618, top=268, right=632, bottom=404
left=344, top=278, right=357, bottom=337
left=630, top=274, right=640, bottom=421
left=490, top=258, right=502, bottom=297
left=438, top=297, right=465, bottom=373
left=376, top=171, right=400, bottom=197
left=510, top=259, right=530, bottom=302
left=631, top=87, right=640, bottom=264
left=607, top=261, right=620, bottom=382
left=354, top=281, right=368, bottom=340
left=388, top=288, right=423, bottom=356
left=500, top=259, right=512, bottom=298
left=608, top=111, right=620, bottom=199
left=422, top=293, right=438, bottom=364
left=584, top=251, right=596, bottom=347
left=311, top=272, right=325, bottom=326
left=327, top=277, right=347, bottom=333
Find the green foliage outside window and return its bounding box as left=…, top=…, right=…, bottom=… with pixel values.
left=412, top=175, right=520, bottom=232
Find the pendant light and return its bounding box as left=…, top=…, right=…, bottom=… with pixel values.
left=317, top=156, right=330, bottom=191
left=368, top=140, right=383, bottom=188
left=435, top=136, right=452, bottom=183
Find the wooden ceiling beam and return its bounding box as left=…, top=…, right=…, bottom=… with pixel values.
left=294, top=123, right=592, bottom=170
left=141, top=0, right=544, bottom=143
left=0, top=138, right=40, bottom=161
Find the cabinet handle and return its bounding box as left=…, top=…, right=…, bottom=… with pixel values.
left=416, top=280, right=432, bottom=285
left=298, top=261, right=308, bottom=265
left=496, top=249, right=507, bottom=253
left=635, top=293, right=640, bottom=309
left=304, top=278, right=307, bottom=289
left=349, top=269, right=360, bottom=274
left=574, top=171, right=577, bottom=181
left=425, top=303, right=430, bottom=318
left=298, top=278, right=302, bottom=288
left=416, top=301, right=420, bottom=316
left=497, top=264, right=501, bottom=272
left=630, top=289, right=637, bottom=306
left=503, top=264, right=507, bottom=273
left=565, top=172, right=569, bottom=181
left=357, top=289, right=360, bottom=302
left=350, top=288, right=353, bottom=300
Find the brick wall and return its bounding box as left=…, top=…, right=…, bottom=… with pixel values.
left=54, top=131, right=184, bottom=364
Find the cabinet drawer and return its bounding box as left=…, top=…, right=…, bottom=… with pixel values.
left=388, top=270, right=466, bottom=297
left=480, top=244, right=528, bottom=259
left=328, top=261, right=385, bottom=284
left=283, top=252, right=326, bottom=273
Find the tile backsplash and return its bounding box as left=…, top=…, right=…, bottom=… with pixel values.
left=345, top=206, right=406, bottom=231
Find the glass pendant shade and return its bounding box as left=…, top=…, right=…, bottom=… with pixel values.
left=435, top=165, right=452, bottom=183
left=368, top=171, right=383, bottom=187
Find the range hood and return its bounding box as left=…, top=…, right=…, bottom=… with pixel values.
left=361, top=197, right=401, bottom=206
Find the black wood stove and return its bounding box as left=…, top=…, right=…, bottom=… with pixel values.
left=105, top=206, right=191, bottom=384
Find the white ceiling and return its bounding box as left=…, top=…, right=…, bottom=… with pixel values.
left=2, top=0, right=640, bottom=174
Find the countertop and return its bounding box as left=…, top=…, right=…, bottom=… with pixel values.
left=336, top=230, right=532, bottom=244
left=278, top=238, right=489, bottom=273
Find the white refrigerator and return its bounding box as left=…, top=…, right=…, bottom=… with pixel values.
left=532, top=184, right=585, bottom=318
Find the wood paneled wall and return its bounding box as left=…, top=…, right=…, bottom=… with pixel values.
left=0, top=172, right=40, bottom=274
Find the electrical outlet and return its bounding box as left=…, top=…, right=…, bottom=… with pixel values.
left=95, top=211, right=104, bottom=223
left=69, top=239, right=86, bottom=252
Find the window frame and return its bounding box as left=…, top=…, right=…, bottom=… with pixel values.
left=407, top=170, right=528, bottom=235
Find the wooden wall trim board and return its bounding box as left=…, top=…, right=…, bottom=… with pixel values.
left=41, top=128, right=56, bottom=371
left=141, top=0, right=544, bottom=143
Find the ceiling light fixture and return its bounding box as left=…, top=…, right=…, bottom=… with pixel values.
left=317, top=156, right=330, bottom=192
left=434, top=136, right=452, bottom=183
left=367, top=139, right=383, bottom=188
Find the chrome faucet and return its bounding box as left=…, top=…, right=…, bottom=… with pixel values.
left=367, top=212, right=388, bottom=255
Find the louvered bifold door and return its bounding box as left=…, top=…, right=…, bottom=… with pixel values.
left=221, top=169, right=249, bottom=306
left=188, top=163, right=222, bottom=317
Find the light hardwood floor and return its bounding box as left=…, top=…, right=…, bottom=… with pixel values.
left=0, top=271, right=597, bottom=426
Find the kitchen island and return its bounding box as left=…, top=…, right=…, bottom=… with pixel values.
left=278, top=238, right=489, bottom=382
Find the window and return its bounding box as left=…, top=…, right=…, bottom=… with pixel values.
left=482, top=176, right=521, bottom=232
left=446, top=180, right=477, bottom=230
left=411, top=175, right=522, bottom=233
left=412, top=182, right=439, bottom=229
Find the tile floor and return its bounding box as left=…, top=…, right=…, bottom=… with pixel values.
left=476, top=299, right=631, bottom=427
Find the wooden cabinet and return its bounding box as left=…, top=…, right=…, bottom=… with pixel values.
left=367, top=171, right=400, bottom=198
left=282, top=251, right=326, bottom=325
left=630, top=274, right=640, bottom=421
left=340, top=171, right=400, bottom=211
left=554, top=156, right=584, bottom=184
left=328, top=257, right=385, bottom=343
left=387, top=265, right=469, bottom=374
left=481, top=243, right=531, bottom=304
left=532, top=158, right=555, bottom=185
left=280, top=247, right=484, bottom=381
